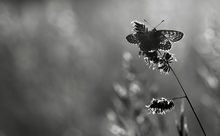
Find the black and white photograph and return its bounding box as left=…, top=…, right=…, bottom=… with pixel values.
left=0, top=0, right=219, bottom=136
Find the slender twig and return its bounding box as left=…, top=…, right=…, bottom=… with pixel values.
left=170, top=96, right=186, bottom=101
left=170, top=67, right=207, bottom=136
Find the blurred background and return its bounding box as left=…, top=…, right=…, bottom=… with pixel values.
left=0, top=0, right=220, bottom=136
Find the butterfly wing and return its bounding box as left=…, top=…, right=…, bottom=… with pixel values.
left=126, top=21, right=149, bottom=45
left=126, top=32, right=147, bottom=44
left=131, top=21, right=147, bottom=33
left=126, top=34, right=139, bottom=44
left=154, top=32, right=172, bottom=51
left=153, top=30, right=184, bottom=51
left=157, top=30, right=184, bottom=42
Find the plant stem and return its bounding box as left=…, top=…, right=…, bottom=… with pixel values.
left=170, top=67, right=207, bottom=136
left=170, top=96, right=186, bottom=100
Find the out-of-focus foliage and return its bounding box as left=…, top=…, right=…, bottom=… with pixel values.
left=106, top=52, right=167, bottom=136
left=176, top=101, right=189, bottom=136
left=0, top=0, right=220, bottom=136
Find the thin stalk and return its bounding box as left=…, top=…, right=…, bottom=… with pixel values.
left=170, top=96, right=186, bottom=101
left=170, top=67, right=207, bottom=136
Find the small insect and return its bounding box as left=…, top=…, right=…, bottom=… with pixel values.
left=126, top=20, right=184, bottom=52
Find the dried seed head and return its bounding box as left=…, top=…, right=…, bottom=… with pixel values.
left=145, top=98, right=175, bottom=115
left=158, top=52, right=176, bottom=74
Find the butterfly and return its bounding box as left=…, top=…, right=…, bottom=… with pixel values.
left=126, top=20, right=184, bottom=52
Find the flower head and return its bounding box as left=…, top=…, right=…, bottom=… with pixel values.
left=145, top=97, right=175, bottom=115
left=140, top=51, right=176, bottom=74
left=158, top=52, right=176, bottom=74
left=141, top=51, right=160, bottom=69
left=143, top=51, right=160, bottom=64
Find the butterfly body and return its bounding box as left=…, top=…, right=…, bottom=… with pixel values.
left=126, top=21, right=183, bottom=52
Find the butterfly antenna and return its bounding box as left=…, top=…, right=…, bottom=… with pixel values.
left=144, top=19, right=165, bottom=29
left=155, top=20, right=165, bottom=29
left=144, top=19, right=154, bottom=28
